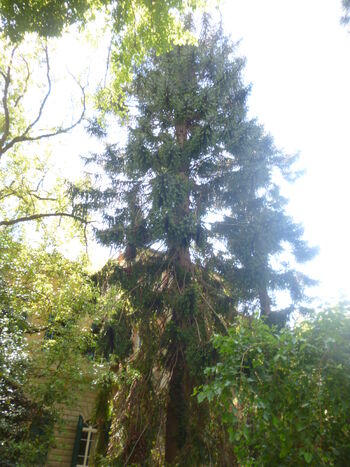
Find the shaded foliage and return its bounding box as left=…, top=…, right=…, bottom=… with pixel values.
left=0, top=230, right=96, bottom=465
left=198, top=307, right=350, bottom=466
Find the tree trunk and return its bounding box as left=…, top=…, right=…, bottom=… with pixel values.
left=165, top=351, right=191, bottom=464
left=259, top=286, right=271, bottom=316
left=164, top=120, right=193, bottom=464
left=164, top=244, right=192, bottom=464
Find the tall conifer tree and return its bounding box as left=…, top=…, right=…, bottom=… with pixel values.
left=82, top=18, right=315, bottom=465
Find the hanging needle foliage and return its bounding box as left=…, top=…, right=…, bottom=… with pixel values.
left=77, top=15, right=316, bottom=465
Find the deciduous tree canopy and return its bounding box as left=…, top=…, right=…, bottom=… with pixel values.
left=0, top=0, right=205, bottom=110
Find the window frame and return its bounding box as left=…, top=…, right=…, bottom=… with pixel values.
left=76, top=425, right=97, bottom=467
left=71, top=415, right=97, bottom=467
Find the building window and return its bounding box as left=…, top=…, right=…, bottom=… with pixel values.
left=72, top=416, right=97, bottom=467
left=77, top=425, right=97, bottom=467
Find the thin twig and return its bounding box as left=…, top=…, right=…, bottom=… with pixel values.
left=14, top=55, right=30, bottom=107
left=199, top=289, right=228, bottom=332
left=104, top=34, right=113, bottom=87
left=0, top=44, right=87, bottom=157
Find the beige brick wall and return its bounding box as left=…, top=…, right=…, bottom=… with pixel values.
left=46, top=391, right=97, bottom=467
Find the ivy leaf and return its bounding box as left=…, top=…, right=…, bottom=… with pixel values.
left=303, top=452, right=313, bottom=463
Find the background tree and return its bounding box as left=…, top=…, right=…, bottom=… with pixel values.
left=0, top=33, right=91, bottom=232
left=0, top=232, right=32, bottom=465
left=212, top=126, right=317, bottom=323
left=77, top=17, right=315, bottom=465
left=0, top=27, right=97, bottom=465
left=0, top=1, right=205, bottom=111
left=0, top=229, right=96, bottom=465
left=0, top=36, right=85, bottom=160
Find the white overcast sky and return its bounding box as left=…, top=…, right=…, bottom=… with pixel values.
left=219, top=0, right=350, bottom=304
left=48, top=0, right=350, bottom=305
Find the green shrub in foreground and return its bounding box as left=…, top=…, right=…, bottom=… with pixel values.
left=197, top=306, right=350, bottom=466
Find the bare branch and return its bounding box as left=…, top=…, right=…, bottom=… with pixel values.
left=0, top=191, right=16, bottom=202
left=0, top=45, right=86, bottom=159
left=0, top=188, right=27, bottom=204
left=0, top=212, right=89, bottom=227
left=29, top=192, right=57, bottom=201
left=21, top=44, right=51, bottom=136
left=27, top=325, right=49, bottom=334
left=104, top=34, right=113, bottom=87
left=14, top=55, right=30, bottom=108
left=1, top=84, right=86, bottom=155
left=0, top=180, right=15, bottom=200
left=0, top=46, right=17, bottom=151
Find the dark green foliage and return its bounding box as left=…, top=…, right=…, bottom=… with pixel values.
left=97, top=308, right=133, bottom=361
left=212, top=150, right=318, bottom=320
left=78, top=17, right=315, bottom=464
left=0, top=0, right=196, bottom=41
left=0, top=0, right=93, bottom=40
left=197, top=306, right=350, bottom=466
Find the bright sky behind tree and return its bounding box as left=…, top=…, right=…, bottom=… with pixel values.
left=220, top=0, right=350, bottom=305
left=46, top=0, right=350, bottom=306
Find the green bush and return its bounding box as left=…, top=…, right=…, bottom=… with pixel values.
left=197, top=306, right=350, bottom=466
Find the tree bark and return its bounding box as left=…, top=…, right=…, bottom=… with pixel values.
left=165, top=352, right=191, bottom=464
left=164, top=120, right=193, bottom=464
left=259, top=286, right=271, bottom=316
